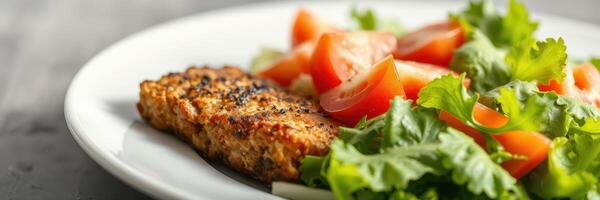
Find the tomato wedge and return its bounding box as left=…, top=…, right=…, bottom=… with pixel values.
left=310, top=31, right=397, bottom=93
left=439, top=103, right=551, bottom=179
left=540, top=63, right=600, bottom=107
left=394, top=60, right=470, bottom=101
left=494, top=131, right=551, bottom=179
left=259, top=42, right=312, bottom=86
left=572, top=63, right=600, bottom=107
left=320, top=56, right=405, bottom=125
left=292, top=9, right=342, bottom=47
left=393, top=21, right=464, bottom=67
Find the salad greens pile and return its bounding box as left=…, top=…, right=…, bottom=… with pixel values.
left=299, top=0, right=600, bottom=199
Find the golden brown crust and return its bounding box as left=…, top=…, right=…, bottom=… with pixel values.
left=137, top=66, right=339, bottom=182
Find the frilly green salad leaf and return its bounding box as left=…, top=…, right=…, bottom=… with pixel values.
left=450, top=30, right=510, bottom=93
left=326, top=139, right=443, bottom=200
left=451, top=33, right=567, bottom=93
left=506, top=38, right=567, bottom=84
left=438, top=129, right=518, bottom=199
left=477, top=81, right=600, bottom=198
left=301, top=98, right=524, bottom=199
left=351, top=7, right=406, bottom=36
left=481, top=80, right=600, bottom=138
left=453, top=0, right=538, bottom=48
left=382, top=98, right=445, bottom=148
left=525, top=137, right=600, bottom=198
left=416, top=74, right=546, bottom=134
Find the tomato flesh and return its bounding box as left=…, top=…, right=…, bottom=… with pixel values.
left=320, top=56, right=405, bottom=125
left=259, top=42, right=312, bottom=86
left=439, top=103, right=550, bottom=179
left=394, top=21, right=465, bottom=67
left=495, top=131, right=551, bottom=179
left=540, top=64, right=600, bottom=107
left=310, top=31, right=398, bottom=93
left=573, top=63, right=600, bottom=107
left=292, top=9, right=341, bottom=47
left=394, top=60, right=470, bottom=101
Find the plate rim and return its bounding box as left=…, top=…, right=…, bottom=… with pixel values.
left=64, top=1, right=600, bottom=199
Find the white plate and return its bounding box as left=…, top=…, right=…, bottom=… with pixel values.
left=64, top=1, right=600, bottom=199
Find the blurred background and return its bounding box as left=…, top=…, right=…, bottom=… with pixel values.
left=0, top=0, right=598, bottom=199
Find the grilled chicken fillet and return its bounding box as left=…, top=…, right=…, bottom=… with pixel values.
left=137, top=66, right=339, bottom=182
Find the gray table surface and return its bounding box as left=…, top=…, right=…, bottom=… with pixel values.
left=0, top=0, right=598, bottom=199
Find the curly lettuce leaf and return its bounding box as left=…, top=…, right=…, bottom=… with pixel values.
left=450, top=30, right=511, bottom=93
left=438, top=129, right=519, bottom=199
left=481, top=80, right=600, bottom=138
left=326, top=140, right=444, bottom=200
left=482, top=81, right=571, bottom=138
left=339, top=120, right=385, bottom=154
left=451, top=0, right=501, bottom=38
left=525, top=137, right=600, bottom=198
left=351, top=7, right=405, bottom=36
left=497, top=0, right=539, bottom=47
left=506, top=38, right=567, bottom=84
left=301, top=98, right=527, bottom=199
left=417, top=74, right=547, bottom=134
left=570, top=117, right=600, bottom=135
left=453, top=0, right=538, bottom=48
left=382, top=97, right=446, bottom=148
left=300, top=155, right=329, bottom=188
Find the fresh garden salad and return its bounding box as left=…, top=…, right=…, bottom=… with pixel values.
left=251, top=0, right=600, bottom=199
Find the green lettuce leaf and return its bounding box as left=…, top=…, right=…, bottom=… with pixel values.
left=326, top=140, right=444, bottom=200
left=451, top=31, right=567, bottom=93
left=481, top=80, right=600, bottom=138
left=438, top=129, right=519, bottom=199
left=496, top=0, right=539, bottom=48
left=249, top=47, right=284, bottom=75
left=450, top=30, right=511, bottom=93
left=451, top=0, right=501, bottom=39
left=453, top=0, right=538, bottom=48
left=339, top=119, right=385, bottom=154
left=299, top=155, right=328, bottom=188
left=525, top=137, right=599, bottom=198
left=570, top=118, right=600, bottom=135
left=506, top=38, right=567, bottom=84
left=416, top=74, right=546, bottom=133
left=591, top=57, right=600, bottom=72
left=382, top=97, right=446, bottom=148
left=482, top=81, right=571, bottom=138
left=351, top=7, right=405, bottom=36
left=301, top=98, right=527, bottom=199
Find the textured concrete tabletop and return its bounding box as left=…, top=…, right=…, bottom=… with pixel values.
left=0, top=0, right=598, bottom=199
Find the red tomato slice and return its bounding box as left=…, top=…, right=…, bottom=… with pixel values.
left=573, top=63, right=600, bottom=107
left=394, top=60, right=470, bottom=101
left=439, top=103, right=507, bottom=147
left=259, top=42, right=313, bottom=86
left=320, top=56, right=405, bottom=125
left=540, top=64, right=600, bottom=107
left=292, top=9, right=342, bottom=47
left=393, top=21, right=464, bottom=67
left=439, top=103, right=550, bottom=179
left=310, top=31, right=397, bottom=93
left=495, top=131, right=551, bottom=179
